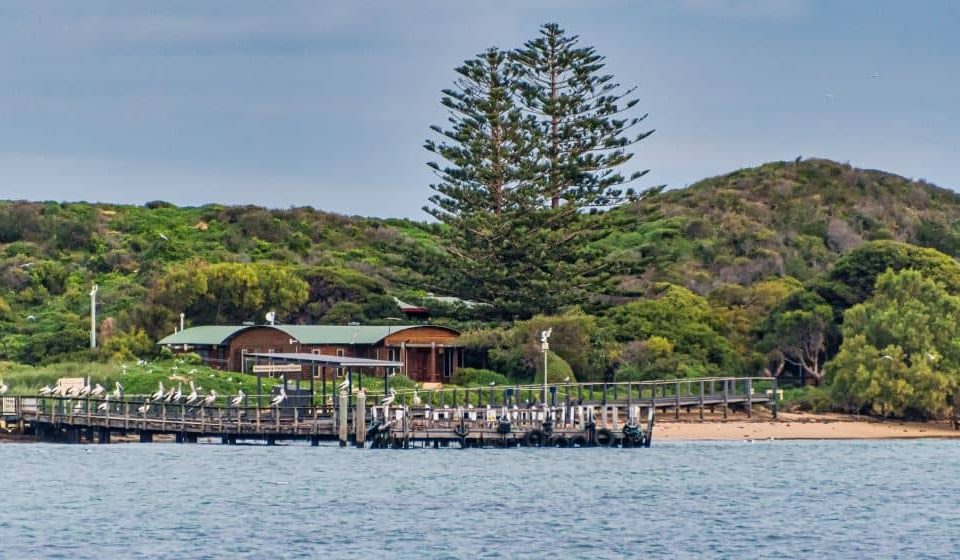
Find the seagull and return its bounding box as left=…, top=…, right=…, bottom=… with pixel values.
left=230, top=390, right=245, bottom=407
left=0, top=379, right=7, bottom=396
left=881, top=355, right=894, bottom=361
left=185, top=381, right=199, bottom=405
left=563, top=376, right=570, bottom=383
left=412, top=390, right=422, bottom=407
left=26, top=315, right=36, bottom=321
left=151, top=382, right=165, bottom=401
left=97, top=395, right=110, bottom=412
left=270, top=387, right=287, bottom=407
left=90, top=383, right=105, bottom=397
left=113, top=382, right=124, bottom=400
left=824, top=92, right=835, bottom=100
left=870, top=72, right=880, bottom=79
left=202, top=390, right=218, bottom=407
left=19, top=262, right=34, bottom=268
left=381, top=388, right=397, bottom=408
left=926, top=353, right=937, bottom=362
left=136, top=359, right=146, bottom=366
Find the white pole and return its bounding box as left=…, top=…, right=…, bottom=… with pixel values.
left=541, top=328, right=551, bottom=415
left=89, top=284, right=98, bottom=349
left=180, top=313, right=185, bottom=331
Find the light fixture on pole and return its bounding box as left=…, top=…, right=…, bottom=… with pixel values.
left=89, top=284, right=99, bottom=349
left=540, top=328, right=552, bottom=412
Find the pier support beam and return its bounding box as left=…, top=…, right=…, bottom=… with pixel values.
left=311, top=436, right=320, bottom=447
left=97, top=427, right=111, bottom=444
left=354, top=391, right=366, bottom=448
left=338, top=391, right=349, bottom=447
left=139, top=431, right=153, bottom=443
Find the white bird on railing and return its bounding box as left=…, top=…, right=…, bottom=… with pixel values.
left=230, top=390, right=245, bottom=407
left=202, top=390, right=217, bottom=407
left=162, top=385, right=176, bottom=402
left=137, top=402, right=151, bottom=415
left=90, top=383, right=105, bottom=397
left=270, top=387, right=287, bottom=407
left=97, top=395, right=110, bottom=412
left=0, top=378, right=7, bottom=396
left=412, top=390, right=422, bottom=407
left=185, top=381, right=199, bottom=405
left=151, top=382, right=165, bottom=401
left=338, top=377, right=350, bottom=392
left=78, top=377, right=92, bottom=397
left=113, top=382, right=124, bottom=400
left=64, top=385, right=78, bottom=397
left=171, top=383, right=183, bottom=403
left=39, top=385, right=54, bottom=396
left=381, top=388, right=396, bottom=407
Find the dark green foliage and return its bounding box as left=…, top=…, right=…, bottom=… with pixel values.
left=757, top=290, right=835, bottom=384
left=452, top=367, right=509, bottom=386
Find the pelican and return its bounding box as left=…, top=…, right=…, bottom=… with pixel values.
left=202, top=390, right=217, bottom=407
left=0, top=379, right=7, bottom=396
left=97, top=395, right=110, bottom=412
left=78, top=378, right=92, bottom=397
left=412, top=390, right=422, bottom=407
left=170, top=383, right=183, bottom=403
left=65, top=385, right=79, bottom=397
left=230, top=390, right=245, bottom=407
left=270, top=387, right=287, bottom=407
left=151, top=382, right=165, bottom=401
left=163, top=385, right=177, bottom=402
left=137, top=402, right=151, bottom=415
left=39, top=385, right=54, bottom=396
left=381, top=388, right=396, bottom=407
left=90, top=383, right=105, bottom=397
left=338, top=377, right=350, bottom=392
left=113, top=382, right=124, bottom=400
left=185, top=381, right=199, bottom=405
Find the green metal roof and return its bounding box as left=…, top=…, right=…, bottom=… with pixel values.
left=157, top=325, right=247, bottom=346
left=273, top=325, right=441, bottom=345
left=158, top=324, right=457, bottom=346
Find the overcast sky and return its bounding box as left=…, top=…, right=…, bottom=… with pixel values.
left=0, top=1, right=956, bottom=218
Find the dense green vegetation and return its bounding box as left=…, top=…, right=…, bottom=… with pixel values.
left=4, top=158, right=960, bottom=419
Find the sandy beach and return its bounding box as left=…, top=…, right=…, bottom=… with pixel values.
left=656, top=411, right=960, bottom=441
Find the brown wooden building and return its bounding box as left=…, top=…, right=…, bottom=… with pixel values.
left=158, top=324, right=462, bottom=383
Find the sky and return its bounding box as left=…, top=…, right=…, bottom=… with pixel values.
left=0, top=0, right=957, bottom=218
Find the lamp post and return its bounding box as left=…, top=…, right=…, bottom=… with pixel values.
left=540, top=328, right=552, bottom=413
left=89, top=284, right=98, bottom=349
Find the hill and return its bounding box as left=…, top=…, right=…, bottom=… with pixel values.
left=606, top=158, right=960, bottom=296
left=2, top=158, right=959, bottom=372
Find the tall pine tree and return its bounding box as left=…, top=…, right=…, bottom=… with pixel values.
left=425, top=26, right=654, bottom=318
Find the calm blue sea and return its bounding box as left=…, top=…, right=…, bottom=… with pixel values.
left=0, top=440, right=957, bottom=559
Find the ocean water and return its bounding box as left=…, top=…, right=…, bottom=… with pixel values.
left=0, top=440, right=957, bottom=559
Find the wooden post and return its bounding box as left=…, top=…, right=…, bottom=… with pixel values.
left=699, top=379, right=705, bottom=421
left=675, top=380, right=681, bottom=420
left=430, top=342, right=437, bottom=383
left=722, top=379, right=729, bottom=419
left=338, top=391, right=349, bottom=447
left=771, top=377, right=778, bottom=420
left=746, top=378, right=753, bottom=418
left=355, top=391, right=366, bottom=448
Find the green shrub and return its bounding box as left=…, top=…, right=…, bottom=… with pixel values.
left=453, top=368, right=508, bottom=386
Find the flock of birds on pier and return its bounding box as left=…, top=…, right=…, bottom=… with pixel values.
left=36, top=376, right=288, bottom=416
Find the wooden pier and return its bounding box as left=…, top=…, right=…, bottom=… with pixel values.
left=0, top=377, right=777, bottom=448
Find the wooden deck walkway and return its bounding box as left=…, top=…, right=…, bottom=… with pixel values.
left=0, top=377, right=777, bottom=448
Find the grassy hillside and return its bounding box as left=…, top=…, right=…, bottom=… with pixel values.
left=608, top=158, right=960, bottom=296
